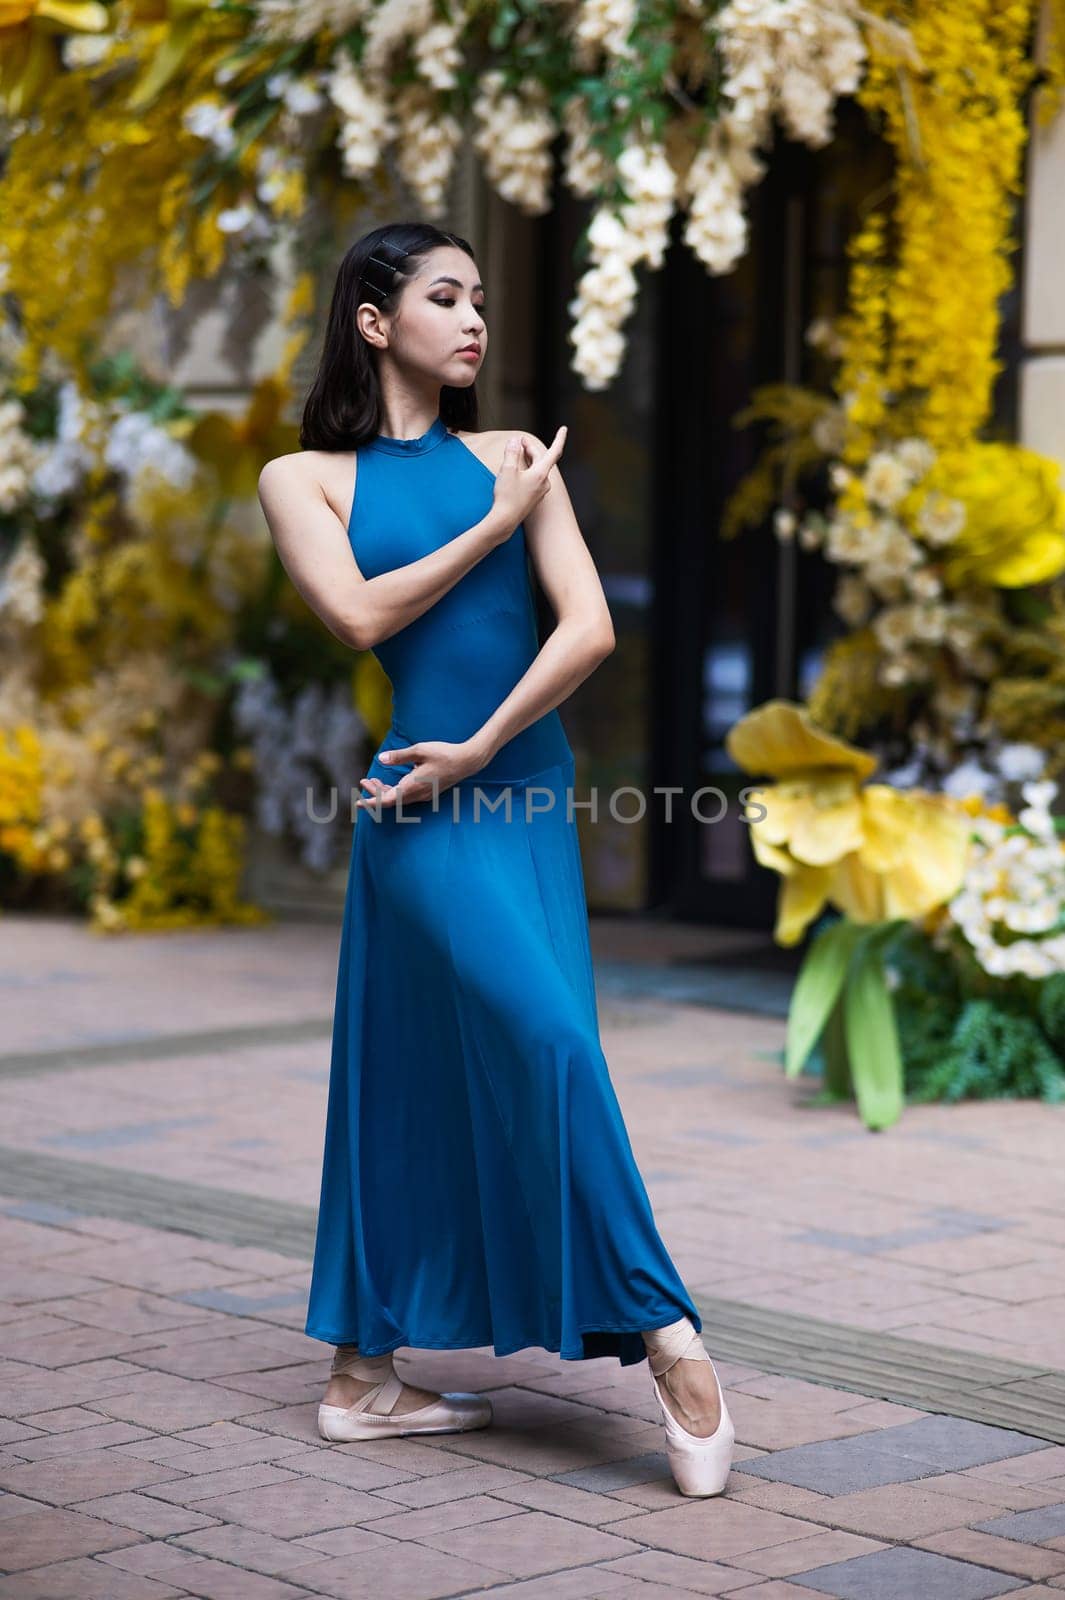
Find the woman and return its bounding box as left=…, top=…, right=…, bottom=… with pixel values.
left=257, top=220, right=735, bottom=1498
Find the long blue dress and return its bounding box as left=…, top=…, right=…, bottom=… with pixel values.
left=304, top=413, right=702, bottom=1367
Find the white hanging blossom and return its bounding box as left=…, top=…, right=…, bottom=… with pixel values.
left=683, top=0, right=865, bottom=278
left=682, top=120, right=766, bottom=275
left=472, top=71, right=557, bottom=215
left=252, top=0, right=370, bottom=43
left=569, top=0, right=638, bottom=66
left=326, top=53, right=396, bottom=180
left=413, top=19, right=463, bottom=92
left=362, top=0, right=436, bottom=75
left=392, top=86, right=464, bottom=215
left=569, top=139, right=677, bottom=389
left=560, top=94, right=612, bottom=199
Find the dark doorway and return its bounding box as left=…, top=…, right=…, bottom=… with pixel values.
left=649, top=108, right=886, bottom=926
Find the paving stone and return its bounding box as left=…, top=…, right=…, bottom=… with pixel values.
left=267, top=1442, right=420, bottom=1491
left=355, top=1491, right=523, bottom=1539
left=605, top=1499, right=826, bottom=1561
left=864, top=1417, right=1053, bottom=1472
left=0, top=1506, right=143, bottom=1569
left=190, top=1474, right=389, bottom=1535
left=597, top=1546, right=780, bottom=1591
left=297, top=1542, right=515, bottom=1597
left=175, top=1522, right=336, bottom=1576
left=143, top=1555, right=319, bottom=1599
left=68, top=1488, right=221, bottom=1536
left=740, top=1418, right=1052, bottom=1495
left=792, top=1544, right=1028, bottom=1598
left=415, top=1507, right=643, bottom=1578
left=0, top=1447, right=183, bottom=1505
left=717, top=1529, right=887, bottom=1580
left=88, top=1372, right=282, bottom=1430
left=551, top=1450, right=671, bottom=1491
left=735, top=1431, right=936, bottom=1494
left=917, top=1527, right=1065, bottom=1582
left=975, top=1505, right=1065, bottom=1544
left=810, top=1482, right=1016, bottom=1541
left=7, top=1419, right=154, bottom=1459
left=0, top=1492, right=43, bottom=1521
left=141, top=1461, right=300, bottom=1504
left=0, top=1554, right=185, bottom=1598
left=490, top=1477, right=647, bottom=1524
left=359, top=1460, right=533, bottom=1509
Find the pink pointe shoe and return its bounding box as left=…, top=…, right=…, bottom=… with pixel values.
left=644, top=1316, right=736, bottom=1497
left=317, top=1346, right=493, bottom=1442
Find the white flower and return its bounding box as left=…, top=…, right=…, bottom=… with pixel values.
left=773, top=507, right=797, bottom=541
left=918, top=491, right=966, bottom=545
left=326, top=54, right=394, bottom=180
left=182, top=98, right=237, bottom=153
left=216, top=204, right=258, bottom=234
left=832, top=573, right=872, bottom=626
left=997, top=743, right=1048, bottom=784
left=863, top=449, right=911, bottom=509
left=896, top=436, right=936, bottom=479
left=62, top=34, right=114, bottom=68
left=104, top=411, right=198, bottom=491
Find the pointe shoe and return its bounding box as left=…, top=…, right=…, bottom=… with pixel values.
left=643, top=1317, right=735, bottom=1497
left=317, top=1346, right=493, bottom=1442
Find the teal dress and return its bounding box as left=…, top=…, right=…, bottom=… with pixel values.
left=304, top=413, right=701, bottom=1367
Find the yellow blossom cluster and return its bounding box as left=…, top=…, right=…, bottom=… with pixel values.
left=0, top=726, right=47, bottom=874
left=838, top=0, right=1038, bottom=457
left=87, top=787, right=269, bottom=934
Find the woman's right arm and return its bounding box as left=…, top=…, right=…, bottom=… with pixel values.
left=257, top=430, right=564, bottom=651
left=258, top=454, right=510, bottom=653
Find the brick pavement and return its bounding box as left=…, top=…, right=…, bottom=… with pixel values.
left=2, top=912, right=1065, bottom=1598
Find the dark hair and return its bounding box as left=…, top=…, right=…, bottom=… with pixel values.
left=299, top=220, right=481, bottom=451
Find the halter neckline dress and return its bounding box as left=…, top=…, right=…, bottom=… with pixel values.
left=304, top=413, right=701, bottom=1367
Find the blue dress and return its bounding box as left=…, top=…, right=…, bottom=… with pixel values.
left=304, top=413, right=701, bottom=1367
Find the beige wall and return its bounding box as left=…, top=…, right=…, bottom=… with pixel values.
left=1020, top=16, right=1065, bottom=471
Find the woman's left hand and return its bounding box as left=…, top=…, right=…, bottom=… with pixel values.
left=355, top=739, right=487, bottom=809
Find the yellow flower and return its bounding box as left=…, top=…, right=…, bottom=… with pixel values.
left=927, top=442, right=1065, bottom=588
left=0, top=0, right=109, bottom=118
left=727, top=700, right=972, bottom=944
left=187, top=377, right=300, bottom=502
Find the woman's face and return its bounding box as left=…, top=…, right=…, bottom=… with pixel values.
left=369, top=245, right=487, bottom=387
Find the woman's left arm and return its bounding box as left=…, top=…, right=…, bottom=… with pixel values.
left=465, top=432, right=615, bottom=765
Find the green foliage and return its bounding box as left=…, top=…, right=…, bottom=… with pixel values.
left=884, top=924, right=1065, bottom=1104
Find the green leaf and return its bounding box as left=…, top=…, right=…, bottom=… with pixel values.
left=821, top=992, right=852, bottom=1100
left=785, top=917, right=866, bottom=1078
left=843, top=944, right=905, bottom=1130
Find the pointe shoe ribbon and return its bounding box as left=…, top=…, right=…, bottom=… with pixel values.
left=317, top=1345, right=493, bottom=1442
left=644, top=1317, right=736, bottom=1498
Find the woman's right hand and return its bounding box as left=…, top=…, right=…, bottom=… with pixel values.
left=489, top=426, right=567, bottom=540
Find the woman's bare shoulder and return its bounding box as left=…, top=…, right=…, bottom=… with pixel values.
left=258, top=448, right=355, bottom=528
left=451, top=427, right=522, bottom=475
